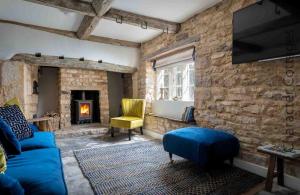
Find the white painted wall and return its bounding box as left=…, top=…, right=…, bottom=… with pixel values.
left=152, top=100, right=194, bottom=120
left=0, top=23, right=140, bottom=67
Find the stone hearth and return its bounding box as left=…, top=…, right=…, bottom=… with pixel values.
left=55, top=123, right=108, bottom=138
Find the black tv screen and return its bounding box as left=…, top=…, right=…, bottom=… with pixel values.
left=232, top=0, right=300, bottom=64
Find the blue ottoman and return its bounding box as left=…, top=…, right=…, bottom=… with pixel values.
left=163, top=127, right=240, bottom=167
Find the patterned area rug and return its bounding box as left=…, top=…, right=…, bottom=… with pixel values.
left=74, top=141, right=264, bottom=195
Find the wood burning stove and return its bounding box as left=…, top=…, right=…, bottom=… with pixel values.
left=74, top=92, right=93, bottom=124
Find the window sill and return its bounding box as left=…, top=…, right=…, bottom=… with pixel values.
left=155, top=100, right=194, bottom=103
left=146, top=113, right=197, bottom=125
left=147, top=113, right=185, bottom=123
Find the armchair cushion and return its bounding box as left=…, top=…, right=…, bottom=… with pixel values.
left=111, top=117, right=143, bottom=129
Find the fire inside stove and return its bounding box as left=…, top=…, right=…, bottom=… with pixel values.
left=75, top=100, right=93, bottom=124
left=80, top=103, right=91, bottom=117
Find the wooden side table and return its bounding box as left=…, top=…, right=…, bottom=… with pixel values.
left=28, top=117, right=52, bottom=131
left=257, top=145, right=300, bottom=192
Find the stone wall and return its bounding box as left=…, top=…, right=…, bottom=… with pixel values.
left=123, top=73, right=133, bottom=98
left=132, top=72, right=138, bottom=98
left=0, top=61, right=25, bottom=107
left=0, top=61, right=38, bottom=119
left=137, top=60, right=155, bottom=113
left=138, top=0, right=300, bottom=177
left=23, top=64, right=39, bottom=119
left=0, top=60, right=110, bottom=127
left=58, top=68, right=109, bottom=128
left=144, top=115, right=189, bottom=134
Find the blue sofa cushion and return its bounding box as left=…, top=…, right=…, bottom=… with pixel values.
left=0, top=118, right=21, bottom=155
left=20, top=132, right=56, bottom=151
left=0, top=174, right=24, bottom=195
left=6, top=148, right=67, bottom=195
left=0, top=105, right=33, bottom=140
left=163, top=127, right=240, bottom=166
left=28, top=123, right=39, bottom=132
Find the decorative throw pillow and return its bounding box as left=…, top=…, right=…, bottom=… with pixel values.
left=0, top=142, right=6, bottom=159
left=0, top=105, right=33, bottom=140
left=4, top=97, right=24, bottom=113
left=0, top=143, right=6, bottom=174
left=0, top=118, right=21, bottom=155
left=186, top=106, right=195, bottom=123
left=28, top=123, right=39, bottom=132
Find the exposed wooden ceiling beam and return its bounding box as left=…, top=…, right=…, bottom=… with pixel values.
left=23, top=0, right=180, bottom=34
left=11, top=53, right=137, bottom=74
left=24, top=0, right=96, bottom=16
left=104, top=9, right=181, bottom=34
left=0, top=19, right=140, bottom=48
left=0, top=19, right=75, bottom=38
left=77, top=0, right=114, bottom=39
left=87, top=35, right=139, bottom=48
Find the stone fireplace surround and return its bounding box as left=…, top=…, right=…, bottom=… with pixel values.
left=0, top=62, right=108, bottom=127
left=59, top=68, right=109, bottom=129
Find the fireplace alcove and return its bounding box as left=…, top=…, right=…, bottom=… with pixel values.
left=71, top=90, right=100, bottom=124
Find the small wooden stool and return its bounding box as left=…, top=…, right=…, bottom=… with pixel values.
left=28, top=117, right=52, bottom=131
left=257, top=145, right=300, bottom=192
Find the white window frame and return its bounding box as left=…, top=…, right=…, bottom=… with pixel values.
left=156, top=59, right=195, bottom=102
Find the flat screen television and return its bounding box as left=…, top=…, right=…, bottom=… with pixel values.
left=232, top=0, right=300, bottom=64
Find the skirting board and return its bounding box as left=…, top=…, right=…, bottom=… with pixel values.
left=143, top=129, right=300, bottom=191
left=233, top=158, right=300, bottom=191
left=143, top=129, right=163, bottom=139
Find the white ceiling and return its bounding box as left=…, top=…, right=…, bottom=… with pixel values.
left=111, top=0, right=222, bottom=23
left=92, top=20, right=162, bottom=43
left=0, top=0, right=83, bottom=31
left=0, top=0, right=221, bottom=43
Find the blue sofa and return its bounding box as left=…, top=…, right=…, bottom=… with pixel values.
left=4, top=126, right=67, bottom=195
left=163, top=127, right=240, bottom=167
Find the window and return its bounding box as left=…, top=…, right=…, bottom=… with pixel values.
left=156, top=60, right=195, bottom=101
left=157, top=69, right=170, bottom=100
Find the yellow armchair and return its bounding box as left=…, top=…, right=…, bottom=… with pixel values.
left=110, top=99, right=146, bottom=140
